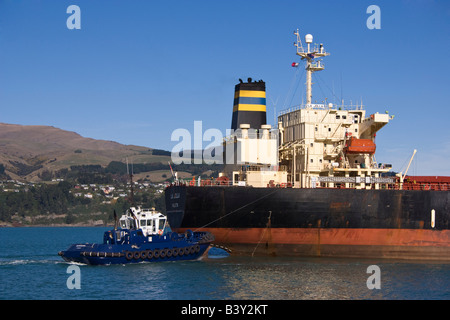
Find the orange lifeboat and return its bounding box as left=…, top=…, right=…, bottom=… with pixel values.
left=216, top=176, right=230, bottom=185
left=344, top=137, right=376, bottom=154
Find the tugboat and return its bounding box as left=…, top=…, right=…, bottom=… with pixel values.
left=58, top=207, right=214, bottom=265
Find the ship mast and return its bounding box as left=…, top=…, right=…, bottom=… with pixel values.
left=294, top=29, right=329, bottom=105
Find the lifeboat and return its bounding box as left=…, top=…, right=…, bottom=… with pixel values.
left=344, top=137, right=376, bottom=154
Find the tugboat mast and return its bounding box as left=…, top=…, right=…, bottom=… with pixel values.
left=126, top=158, right=135, bottom=205
left=293, top=29, right=329, bottom=105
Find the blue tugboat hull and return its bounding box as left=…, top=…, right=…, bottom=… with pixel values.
left=59, top=229, right=214, bottom=265
left=60, top=242, right=209, bottom=265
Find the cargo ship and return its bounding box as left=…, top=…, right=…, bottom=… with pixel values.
left=165, top=29, right=450, bottom=260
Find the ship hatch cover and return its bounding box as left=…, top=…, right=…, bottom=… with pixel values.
left=344, top=137, right=376, bottom=154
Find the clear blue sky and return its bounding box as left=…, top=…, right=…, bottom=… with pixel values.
left=1, top=0, right=449, bottom=175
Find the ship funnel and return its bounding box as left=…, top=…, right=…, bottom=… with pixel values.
left=231, top=79, right=267, bottom=130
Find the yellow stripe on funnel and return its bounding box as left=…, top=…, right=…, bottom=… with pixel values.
left=234, top=90, right=266, bottom=99
left=233, top=104, right=267, bottom=112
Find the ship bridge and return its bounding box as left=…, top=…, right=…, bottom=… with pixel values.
left=277, top=29, right=394, bottom=189
left=215, top=28, right=395, bottom=190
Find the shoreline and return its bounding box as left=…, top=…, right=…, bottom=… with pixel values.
left=0, top=223, right=112, bottom=228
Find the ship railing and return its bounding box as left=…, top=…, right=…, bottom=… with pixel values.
left=304, top=182, right=449, bottom=191
left=278, top=102, right=364, bottom=116
left=377, top=183, right=449, bottom=191
left=223, top=131, right=278, bottom=141
left=239, top=165, right=287, bottom=172
left=165, top=178, right=449, bottom=191
left=310, top=61, right=325, bottom=69
left=326, top=162, right=384, bottom=170
left=166, top=181, right=449, bottom=191
left=401, top=183, right=450, bottom=191
left=166, top=179, right=234, bottom=187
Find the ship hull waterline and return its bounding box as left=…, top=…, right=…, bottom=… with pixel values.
left=165, top=185, right=450, bottom=261
left=173, top=227, right=450, bottom=261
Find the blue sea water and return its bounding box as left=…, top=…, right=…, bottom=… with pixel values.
left=0, top=227, right=449, bottom=300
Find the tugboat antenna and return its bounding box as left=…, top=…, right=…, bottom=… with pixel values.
left=113, top=209, right=118, bottom=230
left=126, top=157, right=135, bottom=205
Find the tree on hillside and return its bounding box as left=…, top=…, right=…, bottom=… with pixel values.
left=38, top=170, right=53, bottom=181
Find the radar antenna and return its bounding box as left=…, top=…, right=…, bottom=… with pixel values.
left=293, top=29, right=330, bottom=105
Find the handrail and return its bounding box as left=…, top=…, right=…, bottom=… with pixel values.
left=278, top=103, right=364, bottom=116
left=165, top=180, right=449, bottom=191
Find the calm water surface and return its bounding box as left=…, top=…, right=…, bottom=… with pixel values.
left=0, top=227, right=449, bottom=300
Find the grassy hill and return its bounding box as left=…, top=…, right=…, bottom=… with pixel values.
left=0, top=122, right=172, bottom=181
left=0, top=123, right=223, bottom=226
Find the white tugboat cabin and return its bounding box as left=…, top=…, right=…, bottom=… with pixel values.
left=119, top=207, right=171, bottom=237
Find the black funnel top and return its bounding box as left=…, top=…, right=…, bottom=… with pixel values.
left=231, top=79, right=267, bottom=130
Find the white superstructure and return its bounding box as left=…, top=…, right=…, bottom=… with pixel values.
left=220, top=28, right=394, bottom=189
left=222, top=123, right=287, bottom=188
left=278, top=29, right=394, bottom=189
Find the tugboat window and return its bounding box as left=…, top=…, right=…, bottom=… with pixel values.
left=159, top=219, right=166, bottom=232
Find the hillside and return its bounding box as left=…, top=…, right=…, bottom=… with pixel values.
left=0, top=122, right=171, bottom=181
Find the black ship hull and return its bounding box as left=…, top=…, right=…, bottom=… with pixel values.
left=165, top=185, right=450, bottom=260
